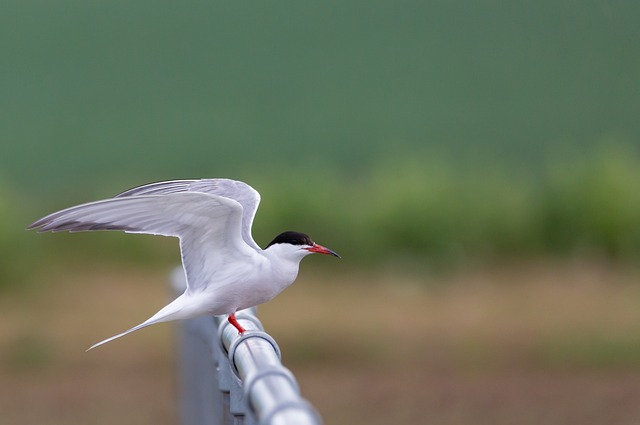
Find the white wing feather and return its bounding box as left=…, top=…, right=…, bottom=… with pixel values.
left=114, top=179, right=262, bottom=250
left=28, top=191, right=258, bottom=293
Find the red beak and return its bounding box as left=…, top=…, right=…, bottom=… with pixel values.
left=305, top=243, right=340, bottom=258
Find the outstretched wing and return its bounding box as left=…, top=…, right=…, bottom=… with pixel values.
left=28, top=192, right=258, bottom=293
left=115, top=179, right=262, bottom=250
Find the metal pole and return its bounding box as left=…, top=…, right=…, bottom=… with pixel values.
left=173, top=268, right=323, bottom=425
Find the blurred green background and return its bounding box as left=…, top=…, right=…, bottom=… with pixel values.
left=2, top=0, right=640, bottom=277
left=2, top=1, right=640, bottom=424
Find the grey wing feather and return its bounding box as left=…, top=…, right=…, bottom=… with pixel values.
left=28, top=192, right=255, bottom=293
left=27, top=198, right=169, bottom=234
left=28, top=192, right=237, bottom=237
left=114, top=179, right=262, bottom=250
left=114, top=180, right=197, bottom=197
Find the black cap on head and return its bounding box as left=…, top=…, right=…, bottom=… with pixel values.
left=266, top=231, right=313, bottom=249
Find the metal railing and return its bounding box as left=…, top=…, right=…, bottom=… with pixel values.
left=172, top=269, right=323, bottom=425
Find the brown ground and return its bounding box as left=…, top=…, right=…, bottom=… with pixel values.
left=2, top=261, right=640, bottom=425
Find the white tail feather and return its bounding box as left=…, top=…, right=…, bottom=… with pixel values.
left=86, top=321, right=156, bottom=351
left=86, top=293, right=195, bottom=351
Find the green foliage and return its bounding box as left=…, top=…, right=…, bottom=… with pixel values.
left=3, top=143, right=640, bottom=287
left=2, top=0, right=640, bottom=194
left=0, top=184, right=42, bottom=290
left=539, top=145, right=640, bottom=257
left=256, top=144, right=640, bottom=267
left=2, top=0, right=640, bottom=278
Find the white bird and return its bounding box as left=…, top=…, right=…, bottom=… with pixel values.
left=28, top=179, right=339, bottom=350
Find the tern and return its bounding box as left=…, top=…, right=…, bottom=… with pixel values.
left=28, top=178, right=339, bottom=350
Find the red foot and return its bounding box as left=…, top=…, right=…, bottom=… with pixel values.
left=228, top=313, right=246, bottom=334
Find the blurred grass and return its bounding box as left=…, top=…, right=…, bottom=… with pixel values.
left=5, top=142, right=640, bottom=290
left=3, top=264, right=639, bottom=425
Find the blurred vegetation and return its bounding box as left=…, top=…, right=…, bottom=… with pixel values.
left=4, top=142, right=639, bottom=291
left=259, top=142, right=640, bottom=266
left=2, top=4, right=639, bottom=423
left=2, top=1, right=639, bottom=193
left=2, top=1, right=640, bottom=290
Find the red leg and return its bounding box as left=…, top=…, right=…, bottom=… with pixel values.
left=228, top=313, right=246, bottom=334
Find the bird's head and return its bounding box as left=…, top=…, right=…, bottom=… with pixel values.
left=265, top=231, right=340, bottom=260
